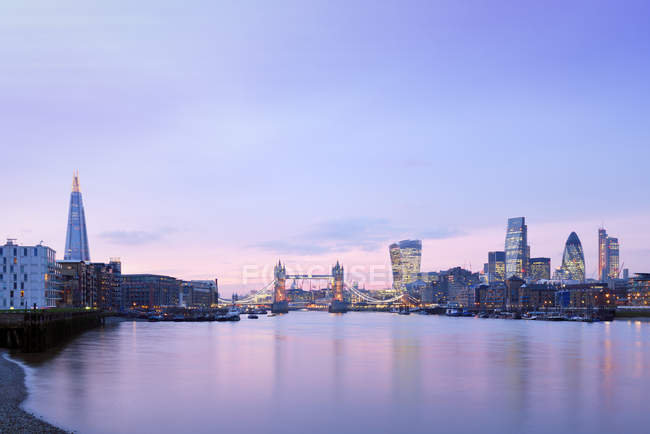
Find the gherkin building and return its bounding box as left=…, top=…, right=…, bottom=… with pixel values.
left=560, top=232, right=585, bottom=281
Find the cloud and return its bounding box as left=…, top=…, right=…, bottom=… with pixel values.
left=252, top=218, right=463, bottom=255
left=99, top=227, right=177, bottom=246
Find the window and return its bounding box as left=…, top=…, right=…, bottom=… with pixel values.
left=34, top=248, right=38, bottom=256
left=24, top=274, right=27, bottom=281
left=23, top=248, right=27, bottom=256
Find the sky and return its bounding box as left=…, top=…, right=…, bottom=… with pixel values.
left=1, top=1, right=649, bottom=295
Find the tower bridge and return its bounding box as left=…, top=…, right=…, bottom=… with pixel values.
left=217, top=260, right=415, bottom=313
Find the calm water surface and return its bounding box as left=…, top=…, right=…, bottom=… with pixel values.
left=17, top=312, right=650, bottom=434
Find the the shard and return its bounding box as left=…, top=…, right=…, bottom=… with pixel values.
left=64, top=171, right=90, bottom=261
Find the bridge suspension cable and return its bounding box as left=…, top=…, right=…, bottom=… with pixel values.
left=218, top=279, right=276, bottom=304
left=344, top=284, right=405, bottom=304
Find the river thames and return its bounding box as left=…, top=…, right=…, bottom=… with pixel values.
left=16, top=312, right=650, bottom=433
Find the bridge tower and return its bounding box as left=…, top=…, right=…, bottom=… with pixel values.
left=329, top=261, right=348, bottom=313
left=272, top=260, right=289, bottom=313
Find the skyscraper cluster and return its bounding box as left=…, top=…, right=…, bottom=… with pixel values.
left=488, top=217, right=622, bottom=283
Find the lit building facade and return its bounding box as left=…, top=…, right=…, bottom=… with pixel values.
left=628, top=273, right=650, bottom=306
left=487, top=251, right=506, bottom=284
left=389, top=240, right=422, bottom=290
left=64, top=172, right=91, bottom=261
left=560, top=232, right=585, bottom=282
left=598, top=227, right=621, bottom=281
left=0, top=239, right=61, bottom=308
left=529, top=257, right=551, bottom=281
left=607, top=237, right=619, bottom=279
left=505, top=217, right=528, bottom=278
left=121, top=274, right=181, bottom=308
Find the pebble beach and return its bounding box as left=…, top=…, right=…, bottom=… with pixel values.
left=0, top=351, right=66, bottom=433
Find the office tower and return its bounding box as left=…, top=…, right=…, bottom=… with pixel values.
left=389, top=240, right=422, bottom=290
left=560, top=232, right=585, bottom=281
left=529, top=257, right=551, bottom=280
left=64, top=171, right=91, bottom=261
left=487, top=251, right=506, bottom=284
left=0, top=239, right=60, bottom=308
left=505, top=217, right=528, bottom=278
left=598, top=228, right=608, bottom=281
left=598, top=227, right=621, bottom=281
left=607, top=237, right=619, bottom=279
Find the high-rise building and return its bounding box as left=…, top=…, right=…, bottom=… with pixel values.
left=598, top=228, right=608, bottom=281
left=505, top=217, right=528, bottom=279
left=64, top=171, right=91, bottom=261
left=487, top=251, right=506, bottom=284
left=0, top=239, right=61, bottom=308
left=560, top=232, right=585, bottom=282
left=598, top=227, right=621, bottom=281
left=389, top=240, right=422, bottom=290
left=529, top=257, right=551, bottom=280
left=607, top=237, right=619, bottom=279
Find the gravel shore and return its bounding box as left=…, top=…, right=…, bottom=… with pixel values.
left=0, top=350, right=67, bottom=433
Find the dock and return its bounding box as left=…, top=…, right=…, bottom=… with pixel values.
left=0, top=309, right=106, bottom=353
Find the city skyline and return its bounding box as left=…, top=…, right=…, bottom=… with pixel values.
left=1, top=170, right=643, bottom=295
left=2, top=1, right=650, bottom=293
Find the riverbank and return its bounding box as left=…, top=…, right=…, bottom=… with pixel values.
left=0, top=350, right=67, bottom=433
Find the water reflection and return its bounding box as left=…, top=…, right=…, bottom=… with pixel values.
left=16, top=313, right=650, bottom=434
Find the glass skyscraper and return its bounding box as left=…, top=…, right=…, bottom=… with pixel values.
left=64, top=171, right=91, bottom=261
left=598, top=227, right=620, bottom=281
left=560, top=232, right=585, bottom=282
left=389, top=240, right=422, bottom=290
left=607, top=237, right=619, bottom=279
left=505, top=217, right=528, bottom=279
left=487, top=251, right=506, bottom=284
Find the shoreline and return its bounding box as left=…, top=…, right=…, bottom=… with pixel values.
left=0, top=350, right=67, bottom=433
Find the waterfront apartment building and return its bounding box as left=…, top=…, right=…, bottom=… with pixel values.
left=389, top=240, right=422, bottom=290
left=188, top=280, right=217, bottom=307
left=474, top=284, right=506, bottom=309
left=58, top=260, right=121, bottom=310
left=555, top=282, right=617, bottom=309
left=628, top=273, right=650, bottom=306
left=598, top=228, right=621, bottom=281
left=560, top=232, right=585, bottom=282
left=529, top=257, right=551, bottom=281
left=487, top=251, right=506, bottom=284
left=0, top=239, right=61, bottom=308
left=121, top=274, right=181, bottom=308
left=505, top=217, right=528, bottom=279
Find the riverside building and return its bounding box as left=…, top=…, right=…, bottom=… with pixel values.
left=0, top=239, right=61, bottom=308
